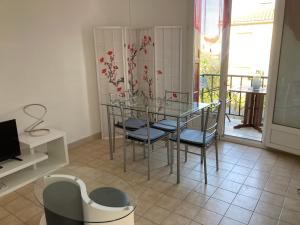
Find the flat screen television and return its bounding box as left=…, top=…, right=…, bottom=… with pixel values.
left=0, top=119, right=21, bottom=163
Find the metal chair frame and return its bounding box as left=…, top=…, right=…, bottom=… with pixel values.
left=170, top=101, right=222, bottom=184
left=120, top=105, right=170, bottom=180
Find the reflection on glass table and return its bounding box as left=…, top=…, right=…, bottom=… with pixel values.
left=34, top=166, right=136, bottom=225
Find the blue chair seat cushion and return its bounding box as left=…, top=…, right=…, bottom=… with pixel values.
left=115, top=118, right=146, bottom=130
left=127, top=127, right=168, bottom=143
left=89, top=187, right=129, bottom=207
left=170, top=129, right=215, bottom=147
left=152, top=119, right=185, bottom=132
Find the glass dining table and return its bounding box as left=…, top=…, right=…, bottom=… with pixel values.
left=102, top=95, right=210, bottom=183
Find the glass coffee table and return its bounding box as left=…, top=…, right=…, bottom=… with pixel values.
left=34, top=166, right=137, bottom=225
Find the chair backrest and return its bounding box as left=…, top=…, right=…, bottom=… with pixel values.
left=163, top=90, right=189, bottom=121
left=108, top=93, right=124, bottom=124
left=164, top=90, right=189, bottom=103
left=202, top=101, right=222, bottom=144
left=200, top=74, right=220, bottom=103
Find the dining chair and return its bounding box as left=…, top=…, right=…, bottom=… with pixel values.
left=109, top=93, right=146, bottom=155
left=120, top=104, right=169, bottom=180
left=152, top=90, right=189, bottom=129
left=151, top=90, right=190, bottom=162
left=170, top=101, right=222, bottom=184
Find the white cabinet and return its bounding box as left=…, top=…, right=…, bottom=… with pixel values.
left=0, top=128, right=69, bottom=196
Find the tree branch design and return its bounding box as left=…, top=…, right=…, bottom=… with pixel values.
left=99, top=50, right=124, bottom=96
left=127, top=35, right=153, bottom=96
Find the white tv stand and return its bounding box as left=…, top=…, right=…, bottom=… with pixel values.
left=0, top=128, right=69, bottom=197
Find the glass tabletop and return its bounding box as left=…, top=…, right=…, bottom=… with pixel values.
left=101, top=95, right=210, bottom=118
left=34, top=166, right=137, bottom=223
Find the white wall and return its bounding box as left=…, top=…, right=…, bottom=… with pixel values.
left=0, top=0, right=193, bottom=143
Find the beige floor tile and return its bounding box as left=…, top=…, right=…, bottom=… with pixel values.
left=219, top=217, right=246, bottom=225
left=161, top=213, right=191, bottom=225
left=0, top=214, right=24, bottom=225
left=156, top=195, right=181, bottom=211
left=284, top=198, right=300, bottom=213
left=0, top=206, right=10, bottom=220
left=244, top=177, right=268, bottom=189
left=226, top=172, right=247, bottom=184
left=185, top=191, right=209, bottom=207
left=260, top=191, right=285, bottom=207
left=193, top=208, right=222, bottom=225
left=0, top=192, right=20, bottom=207
left=190, top=221, right=202, bottom=225
left=165, top=185, right=192, bottom=200
left=280, top=208, right=300, bottom=225
left=231, top=165, right=251, bottom=176
left=264, top=182, right=288, bottom=196
left=212, top=188, right=236, bottom=203
left=24, top=212, right=43, bottom=225
left=1, top=139, right=299, bottom=225
left=225, top=205, right=252, bottom=224
left=238, top=185, right=262, bottom=199
left=4, top=197, right=32, bottom=214
left=249, top=170, right=270, bottom=180
left=220, top=180, right=242, bottom=193
left=232, top=194, right=258, bottom=211
left=15, top=204, right=42, bottom=223
left=277, top=221, right=295, bottom=225
left=204, top=197, right=230, bottom=215
left=255, top=201, right=282, bottom=219
left=174, top=201, right=201, bottom=219
left=135, top=200, right=155, bottom=216
left=206, top=175, right=225, bottom=187
left=193, top=182, right=217, bottom=197
left=249, top=213, right=278, bottom=225
left=135, top=217, right=158, bottom=225
left=140, top=188, right=164, bottom=203
left=143, top=206, right=170, bottom=224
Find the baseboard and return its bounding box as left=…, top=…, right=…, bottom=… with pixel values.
left=68, top=132, right=101, bottom=150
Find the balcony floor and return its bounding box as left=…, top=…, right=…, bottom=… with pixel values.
left=224, top=116, right=262, bottom=141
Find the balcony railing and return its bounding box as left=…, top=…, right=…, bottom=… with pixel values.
left=200, top=74, right=268, bottom=117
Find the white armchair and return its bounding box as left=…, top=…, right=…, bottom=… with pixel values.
left=40, top=174, right=134, bottom=225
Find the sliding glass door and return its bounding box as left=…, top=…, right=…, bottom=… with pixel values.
left=265, top=0, right=300, bottom=155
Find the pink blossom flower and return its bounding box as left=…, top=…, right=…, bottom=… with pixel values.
left=101, top=68, right=107, bottom=74
left=107, top=50, right=113, bottom=55
left=99, top=57, right=104, bottom=63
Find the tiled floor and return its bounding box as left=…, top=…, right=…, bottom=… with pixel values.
left=225, top=117, right=262, bottom=141
left=0, top=139, right=300, bottom=225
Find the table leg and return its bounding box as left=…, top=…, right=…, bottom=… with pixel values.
left=106, top=106, right=113, bottom=160
left=176, top=117, right=180, bottom=184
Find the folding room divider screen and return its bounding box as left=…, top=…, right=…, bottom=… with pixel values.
left=94, top=26, right=182, bottom=138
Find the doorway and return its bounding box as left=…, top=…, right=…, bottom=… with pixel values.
left=224, top=0, right=275, bottom=141
left=194, top=0, right=275, bottom=142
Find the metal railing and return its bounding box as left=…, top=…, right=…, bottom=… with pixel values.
left=200, top=74, right=268, bottom=117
